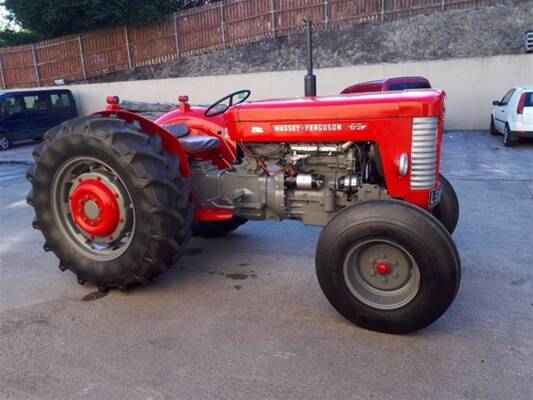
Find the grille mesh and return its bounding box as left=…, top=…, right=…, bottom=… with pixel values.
left=411, top=117, right=438, bottom=190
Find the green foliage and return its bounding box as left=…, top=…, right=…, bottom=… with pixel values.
left=3, top=0, right=211, bottom=39
left=0, top=29, right=43, bottom=47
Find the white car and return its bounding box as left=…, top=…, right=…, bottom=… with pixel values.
left=491, top=86, right=533, bottom=146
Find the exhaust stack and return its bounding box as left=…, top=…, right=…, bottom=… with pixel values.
left=304, top=20, right=317, bottom=97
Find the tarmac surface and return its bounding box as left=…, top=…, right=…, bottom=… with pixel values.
left=1, top=132, right=532, bottom=400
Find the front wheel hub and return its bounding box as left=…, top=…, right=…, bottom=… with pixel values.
left=343, top=240, right=421, bottom=310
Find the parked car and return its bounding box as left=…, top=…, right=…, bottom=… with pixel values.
left=490, top=86, right=533, bottom=146
left=341, top=76, right=431, bottom=94
left=0, top=89, right=77, bottom=150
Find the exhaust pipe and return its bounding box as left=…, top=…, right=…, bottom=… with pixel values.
left=304, top=20, right=317, bottom=97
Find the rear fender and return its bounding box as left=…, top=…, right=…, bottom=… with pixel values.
left=94, top=110, right=191, bottom=177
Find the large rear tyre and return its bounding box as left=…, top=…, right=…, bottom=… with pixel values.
left=432, top=174, right=459, bottom=235
left=193, top=217, right=247, bottom=238
left=27, top=115, right=194, bottom=289
left=316, top=200, right=461, bottom=334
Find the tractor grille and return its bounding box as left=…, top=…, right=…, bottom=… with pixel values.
left=526, top=31, right=533, bottom=52
left=410, top=117, right=439, bottom=190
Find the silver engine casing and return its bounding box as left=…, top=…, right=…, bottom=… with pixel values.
left=191, top=143, right=389, bottom=226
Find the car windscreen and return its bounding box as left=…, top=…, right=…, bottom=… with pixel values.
left=388, top=82, right=431, bottom=90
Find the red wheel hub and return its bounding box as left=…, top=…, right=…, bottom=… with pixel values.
left=376, top=262, right=392, bottom=276
left=70, top=178, right=121, bottom=238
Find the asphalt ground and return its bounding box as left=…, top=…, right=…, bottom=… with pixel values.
left=1, top=133, right=532, bottom=400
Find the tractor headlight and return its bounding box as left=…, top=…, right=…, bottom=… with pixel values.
left=397, top=153, right=409, bottom=177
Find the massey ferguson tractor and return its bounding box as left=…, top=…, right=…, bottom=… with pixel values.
left=27, top=26, right=460, bottom=334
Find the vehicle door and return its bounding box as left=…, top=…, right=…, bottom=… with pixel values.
left=23, top=94, right=55, bottom=138
left=0, top=95, right=31, bottom=140
left=494, top=89, right=515, bottom=131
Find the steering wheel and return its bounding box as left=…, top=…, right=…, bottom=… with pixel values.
left=204, top=90, right=251, bottom=117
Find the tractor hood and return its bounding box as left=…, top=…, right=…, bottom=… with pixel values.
left=226, top=89, right=445, bottom=123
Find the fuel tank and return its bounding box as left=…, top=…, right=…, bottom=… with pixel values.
left=224, top=89, right=445, bottom=142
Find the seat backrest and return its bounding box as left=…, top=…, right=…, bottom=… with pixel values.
left=164, top=123, right=190, bottom=138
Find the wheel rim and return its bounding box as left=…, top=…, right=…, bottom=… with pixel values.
left=343, top=239, right=421, bottom=310
left=0, top=136, right=9, bottom=150
left=51, top=156, right=135, bottom=261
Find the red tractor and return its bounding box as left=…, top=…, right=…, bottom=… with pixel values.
left=27, top=86, right=460, bottom=334
left=26, top=25, right=459, bottom=334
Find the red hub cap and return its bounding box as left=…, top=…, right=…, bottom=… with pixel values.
left=70, top=178, right=120, bottom=237
left=376, top=262, right=392, bottom=276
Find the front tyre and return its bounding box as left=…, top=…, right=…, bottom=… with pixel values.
left=27, top=116, right=194, bottom=289
left=316, top=200, right=460, bottom=334
left=432, top=174, right=459, bottom=235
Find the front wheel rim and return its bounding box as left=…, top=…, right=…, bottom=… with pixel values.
left=343, top=239, right=421, bottom=310
left=0, top=137, right=8, bottom=149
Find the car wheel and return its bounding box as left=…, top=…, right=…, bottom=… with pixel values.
left=490, top=117, right=499, bottom=136
left=0, top=133, right=11, bottom=150
left=503, top=124, right=515, bottom=147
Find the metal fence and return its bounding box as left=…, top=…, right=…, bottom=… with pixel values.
left=0, top=0, right=504, bottom=89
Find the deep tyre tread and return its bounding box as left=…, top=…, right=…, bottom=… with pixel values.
left=193, top=216, right=247, bottom=238
left=432, top=174, right=459, bottom=235
left=315, top=200, right=461, bottom=334
left=27, top=115, right=194, bottom=289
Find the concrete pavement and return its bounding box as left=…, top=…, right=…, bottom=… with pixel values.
left=1, top=133, right=532, bottom=400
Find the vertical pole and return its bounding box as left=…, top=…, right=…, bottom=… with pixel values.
left=380, top=0, right=385, bottom=22
left=441, top=0, right=446, bottom=11
left=78, top=36, right=87, bottom=81
left=304, top=20, right=316, bottom=97
left=124, top=26, right=132, bottom=69
left=173, top=13, right=180, bottom=58
left=0, top=55, right=6, bottom=89
left=324, top=0, right=329, bottom=30
left=32, top=45, right=41, bottom=87
left=220, top=1, right=226, bottom=49
left=271, top=0, right=276, bottom=38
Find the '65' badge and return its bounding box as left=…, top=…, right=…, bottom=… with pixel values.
left=349, top=123, right=367, bottom=131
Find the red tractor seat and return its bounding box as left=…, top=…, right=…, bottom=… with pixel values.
left=164, top=123, right=220, bottom=154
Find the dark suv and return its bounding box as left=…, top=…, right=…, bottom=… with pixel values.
left=0, top=89, right=77, bottom=150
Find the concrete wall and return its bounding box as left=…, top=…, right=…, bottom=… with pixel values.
left=63, top=54, right=532, bottom=130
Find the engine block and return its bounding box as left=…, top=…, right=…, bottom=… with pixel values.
left=191, top=142, right=389, bottom=226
